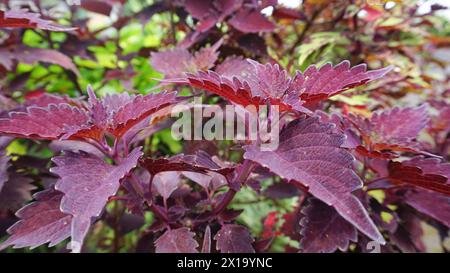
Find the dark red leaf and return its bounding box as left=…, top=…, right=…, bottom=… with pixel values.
left=404, top=190, right=450, bottom=227
left=280, top=206, right=302, bottom=241
left=300, top=198, right=357, bottom=253
left=51, top=148, right=142, bottom=252
left=0, top=104, right=91, bottom=140
left=228, top=8, right=275, bottom=33
left=387, top=161, right=450, bottom=195
left=155, top=227, right=199, bottom=253
left=111, top=91, right=178, bottom=137
left=24, top=93, right=83, bottom=108
left=184, top=0, right=242, bottom=32
left=0, top=189, right=72, bottom=250
left=215, top=224, right=255, bottom=253
left=81, top=0, right=113, bottom=16
left=151, top=40, right=222, bottom=78
left=0, top=173, right=36, bottom=213
left=272, top=7, right=306, bottom=21
left=165, top=70, right=292, bottom=111
left=349, top=104, right=430, bottom=156
left=0, top=9, right=76, bottom=31
left=370, top=104, right=429, bottom=143
left=171, top=59, right=390, bottom=112
left=0, top=46, right=79, bottom=76
left=244, top=116, right=384, bottom=243
left=298, top=61, right=393, bottom=103
left=152, top=171, right=182, bottom=201
left=141, top=151, right=234, bottom=177
left=0, top=152, right=10, bottom=192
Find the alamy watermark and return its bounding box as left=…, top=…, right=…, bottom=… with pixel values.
left=170, top=97, right=281, bottom=151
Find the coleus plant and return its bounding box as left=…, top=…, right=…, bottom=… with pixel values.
left=0, top=1, right=449, bottom=254
left=1, top=47, right=442, bottom=253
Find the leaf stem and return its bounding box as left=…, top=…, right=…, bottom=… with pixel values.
left=129, top=172, right=168, bottom=223
left=212, top=159, right=255, bottom=215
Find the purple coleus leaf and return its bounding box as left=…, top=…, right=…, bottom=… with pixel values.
left=370, top=104, right=429, bottom=141
left=297, top=61, right=392, bottom=103
left=403, top=156, right=450, bottom=178
left=0, top=9, right=76, bottom=31
left=151, top=39, right=222, bottom=78
left=215, top=224, right=255, bottom=253
left=141, top=151, right=234, bottom=178
left=0, top=46, right=80, bottom=76
left=0, top=104, right=91, bottom=140
left=152, top=171, right=182, bottom=201
left=184, top=0, right=242, bottom=32
left=387, top=160, right=450, bottom=195
left=165, top=70, right=292, bottom=111
left=80, top=0, right=114, bottom=16
left=0, top=172, right=36, bottom=213
left=168, top=59, right=391, bottom=112
left=182, top=171, right=227, bottom=191
left=430, top=101, right=450, bottom=136
left=184, top=0, right=275, bottom=33
left=0, top=152, right=10, bottom=192
left=215, top=59, right=392, bottom=105
left=299, top=198, right=357, bottom=253
left=86, top=87, right=179, bottom=139
left=404, top=190, right=450, bottom=227
left=23, top=92, right=83, bottom=108
left=109, top=92, right=179, bottom=138
left=50, top=148, right=142, bottom=252
left=0, top=189, right=72, bottom=250
left=0, top=88, right=178, bottom=142
left=349, top=104, right=430, bottom=155
left=151, top=48, right=195, bottom=78
left=228, top=7, right=275, bottom=33
left=243, top=116, right=385, bottom=244
left=154, top=227, right=199, bottom=253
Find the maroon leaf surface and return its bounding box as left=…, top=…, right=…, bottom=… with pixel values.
left=215, top=224, right=255, bottom=253
left=370, top=104, right=429, bottom=143
left=0, top=189, right=72, bottom=250
left=166, top=70, right=292, bottom=111
left=387, top=161, right=450, bottom=195
left=0, top=46, right=80, bottom=75
left=111, top=91, right=178, bottom=137
left=81, top=0, right=114, bottom=15
left=0, top=104, right=91, bottom=140
left=0, top=173, right=36, bottom=213
left=299, top=198, right=357, bottom=253
left=23, top=92, right=83, bottom=108
left=350, top=104, right=429, bottom=154
left=0, top=152, right=9, bottom=192
left=141, top=151, right=234, bottom=178
left=403, top=156, right=450, bottom=177
left=0, top=90, right=178, bottom=142
left=152, top=171, right=182, bottom=201
left=244, top=116, right=384, bottom=243
left=184, top=0, right=242, bottom=32
left=0, top=9, right=76, bottom=31
left=298, top=61, right=393, bottom=102
left=155, top=227, right=199, bottom=253
left=51, top=148, right=142, bottom=252
left=404, top=190, right=450, bottom=227
left=151, top=40, right=222, bottom=78
left=170, top=59, right=391, bottom=111
left=228, top=8, right=275, bottom=33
